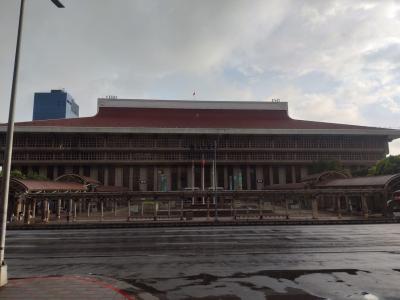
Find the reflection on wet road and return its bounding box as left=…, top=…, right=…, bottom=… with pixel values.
left=6, top=225, right=400, bottom=299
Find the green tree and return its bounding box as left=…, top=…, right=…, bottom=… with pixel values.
left=0, top=169, right=26, bottom=179
left=368, top=155, right=400, bottom=176
left=0, top=170, right=47, bottom=180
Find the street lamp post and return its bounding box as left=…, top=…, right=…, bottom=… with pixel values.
left=0, top=0, right=64, bottom=287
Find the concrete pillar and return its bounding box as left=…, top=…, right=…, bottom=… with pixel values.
left=191, top=161, right=195, bottom=189
left=46, top=201, right=50, bottom=222
left=312, top=197, right=319, bottom=219
left=128, top=199, right=131, bottom=220
left=278, top=167, right=286, bottom=184
left=87, top=201, right=91, bottom=217
left=285, top=198, right=289, bottom=219
left=41, top=200, right=46, bottom=222
left=201, top=161, right=205, bottom=191
left=73, top=201, right=77, bottom=221
left=246, top=166, right=251, bottom=190
left=361, top=194, right=368, bottom=219
left=139, top=167, right=147, bottom=191
left=223, top=166, right=228, bottom=190
left=337, top=196, right=342, bottom=219
left=165, top=167, right=172, bottom=191
left=32, top=199, right=36, bottom=221
left=177, top=167, right=182, bottom=190
left=57, top=199, right=62, bottom=219
left=256, top=166, right=263, bottom=190
left=104, top=167, right=109, bottom=186
left=101, top=200, right=104, bottom=221
left=269, top=167, right=274, bottom=185
left=129, top=167, right=134, bottom=190
left=187, top=165, right=192, bottom=188
left=68, top=199, right=73, bottom=222
left=115, top=167, right=123, bottom=187
left=23, top=199, right=30, bottom=224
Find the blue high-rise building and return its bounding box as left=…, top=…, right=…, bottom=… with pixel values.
left=33, top=89, right=79, bottom=121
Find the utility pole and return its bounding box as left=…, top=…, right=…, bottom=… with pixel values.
left=0, top=0, right=64, bottom=287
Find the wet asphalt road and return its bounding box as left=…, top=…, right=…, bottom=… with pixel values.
left=5, top=224, right=400, bottom=299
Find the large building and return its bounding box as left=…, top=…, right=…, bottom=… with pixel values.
left=33, top=89, right=79, bottom=120
left=1, top=99, right=400, bottom=194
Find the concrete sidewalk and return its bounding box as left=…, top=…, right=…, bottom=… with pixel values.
left=0, top=275, right=152, bottom=300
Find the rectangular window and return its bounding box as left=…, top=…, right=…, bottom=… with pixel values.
left=263, top=166, right=270, bottom=187
left=83, top=166, right=90, bottom=177
left=72, top=165, right=80, bottom=174
left=179, top=166, right=188, bottom=189
left=217, top=166, right=224, bottom=188
left=123, top=166, right=130, bottom=188
left=171, top=167, right=178, bottom=191
left=286, top=166, right=293, bottom=184
left=295, top=166, right=302, bottom=182
left=132, top=167, right=140, bottom=191
left=147, top=167, right=154, bottom=191
left=108, top=166, right=115, bottom=186
left=273, top=166, right=279, bottom=184
left=240, top=165, right=247, bottom=190
left=98, top=166, right=104, bottom=184
left=249, top=165, right=257, bottom=190
left=57, top=166, right=65, bottom=177
left=46, top=166, right=54, bottom=180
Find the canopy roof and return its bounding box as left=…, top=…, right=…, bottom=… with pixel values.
left=316, top=174, right=400, bottom=188
left=9, top=178, right=86, bottom=193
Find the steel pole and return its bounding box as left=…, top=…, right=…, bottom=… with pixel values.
left=0, top=0, right=25, bottom=272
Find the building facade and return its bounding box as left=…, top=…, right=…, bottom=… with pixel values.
left=33, top=89, right=79, bottom=120
left=2, top=99, right=399, bottom=193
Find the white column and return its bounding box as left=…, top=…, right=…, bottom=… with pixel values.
left=278, top=166, right=286, bottom=184
left=256, top=166, right=263, bottom=190
left=129, top=167, right=134, bottom=190
left=269, top=167, right=274, bottom=185
left=104, top=167, right=109, bottom=186
left=139, top=167, right=147, bottom=191
left=115, top=167, right=123, bottom=187
left=223, top=166, right=228, bottom=190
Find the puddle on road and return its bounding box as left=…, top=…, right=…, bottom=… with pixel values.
left=123, top=268, right=400, bottom=299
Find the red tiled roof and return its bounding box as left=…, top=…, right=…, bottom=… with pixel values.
left=9, top=107, right=380, bottom=130
left=316, top=174, right=400, bottom=188
left=11, top=178, right=86, bottom=192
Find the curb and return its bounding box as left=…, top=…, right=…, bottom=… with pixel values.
left=7, top=218, right=400, bottom=230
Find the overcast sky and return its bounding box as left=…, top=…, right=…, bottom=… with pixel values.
left=1, top=0, right=400, bottom=153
